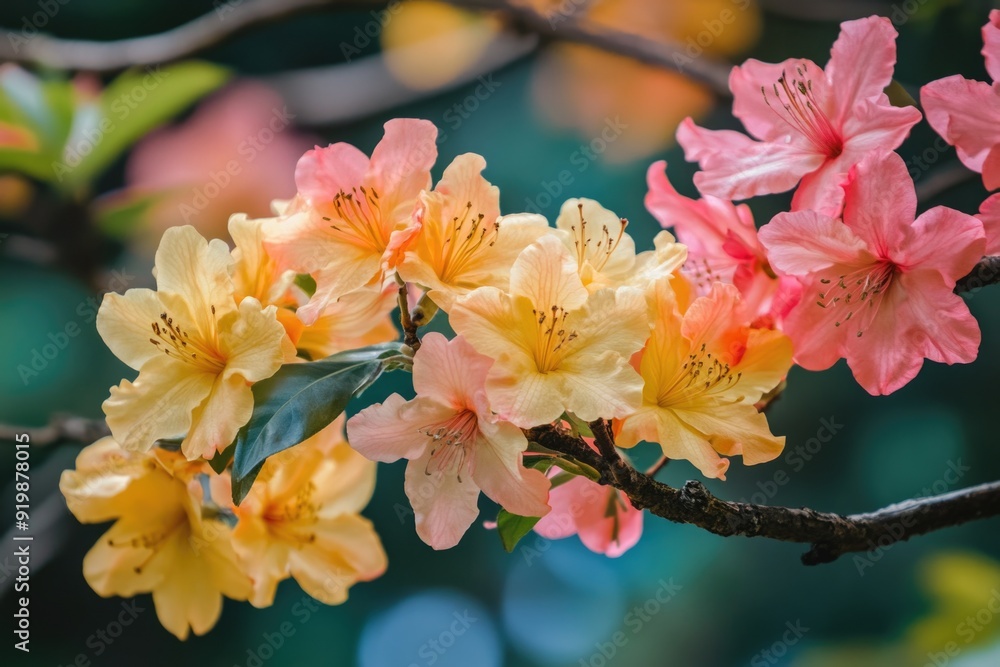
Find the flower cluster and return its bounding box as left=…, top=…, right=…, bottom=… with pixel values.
left=61, top=13, right=997, bottom=639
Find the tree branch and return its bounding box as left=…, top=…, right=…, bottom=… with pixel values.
left=0, top=414, right=110, bottom=446
left=0, top=0, right=732, bottom=94
left=525, top=424, right=1000, bottom=565
left=956, top=256, right=1000, bottom=294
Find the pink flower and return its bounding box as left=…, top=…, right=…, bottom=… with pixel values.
left=532, top=445, right=642, bottom=558
left=976, top=193, right=1000, bottom=255
left=264, top=118, right=437, bottom=324
left=346, top=332, right=550, bottom=550
left=677, top=16, right=921, bottom=216
left=127, top=82, right=313, bottom=243
left=645, top=160, right=801, bottom=326
left=758, top=150, right=985, bottom=395
left=921, top=11, right=1000, bottom=191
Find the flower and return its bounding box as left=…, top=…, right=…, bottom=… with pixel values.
left=921, top=10, right=1000, bottom=191
left=230, top=212, right=398, bottom=358
left=976, top=193, right=1000, bottom=256
left=449, top=234, right=649, bottom=428
left=553, top=197, right=687, bottom=294
left=126, top=82, right=313, bottom=244
left=644, top=160, right=801, bottom=325
left=59, top=438, right=251, bottom=640
left=677, top=16, right=921, bottom=216
left=294, top=282, right=400, bottom=360
left=616, top=280, right=791, bottom=479
left=758, top=150, right=985, bottom=395
left=232, top=419, right=387, bottom=607
left=97, top=225, right=292, bottom=460
left=533, top=449, right=643, bottom=558
left=397, top=152, right=550, bottom=311
left=347, top=332, right=550, bottom=549
left=263, top=118, right=437, bottom=324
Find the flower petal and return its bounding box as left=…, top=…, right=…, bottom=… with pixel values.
left=368, top=118, right=437, bottom=214
left=412, top=332, right=493, bottom=409
left=472, top=419, right=550, bottom=518
left=842, top=150, right=916, bottom=255
left=347, top=394, right=452, bottom=462
left=898, top=206, right=985, bottom=283
left=153, top=226, right=236, bottom=325
left=846, top=270, right=980, bottom=395
left=826, top=16, right=899, bottom=125
left=289, top=514, right=387, bottom=604
left=983, top=10, right=1000, bottom=83
left=404, top=452, right=481, bottom=550
left=758, top=210, right=870, bottom=276
left=509, top=233, right=588, bottom=311
left=295, top=142, right=370, bottom=203
left=103, top=355, right=215, bottom=453
left=184, top=373, right=254, bottom=460
left=96, top=289, right=170, bottom=371
left=677, top=118, right=825, bottom=201
left=219, top=298, right=287, bottom=383
left=921, top=76, right=1000, bottom=174
left=977, top=193, right=1000, bottom=255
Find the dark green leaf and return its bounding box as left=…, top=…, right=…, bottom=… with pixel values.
left=209, top=442, right=235, bottom=474
left=231, top=342, right=405, bottom=504
left=497, top=509, right=542, bottom=552
left=884, top=79, right=918, bottom=109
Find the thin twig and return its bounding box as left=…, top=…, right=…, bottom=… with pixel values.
left=645, top=455, right=669, bottom=478
left=525, top=424, right=1000, bottom=565
left=0, top=414, right=110, bottom=446
left=0, top=0, right=733, bottom=95
left=395, top=275, right=421, bottom=352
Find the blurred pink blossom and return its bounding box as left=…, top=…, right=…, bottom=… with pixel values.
left=127, top=81, right=314, bottom=243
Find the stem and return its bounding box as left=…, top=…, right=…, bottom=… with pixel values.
left=395, top=274, right=421, bottom=352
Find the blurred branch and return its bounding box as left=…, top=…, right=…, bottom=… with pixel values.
left=915, top=161, right=980, bottom=203
left=0, top=0, right=732, bottom=95
left=526, top=423, right=1000, bottom=566
left=0, top=414, right=110, bottom=446
left=955, top=256, right=1000, bottom=294
left=757, top=0, right=889, bottom=22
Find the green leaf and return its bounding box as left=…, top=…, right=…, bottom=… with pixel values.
left=562, top=412, right=594, bottom=438
left=209, top=442, right=235, bottom=474
left=231, top=342, right=406, bottom=504
left=64, top=61, right=230, bottom=188
left=497, top=509, right=542, bottom=552
left=93, top=188, right=169, bottom=237
left=294, top=273, right=317, bottom=297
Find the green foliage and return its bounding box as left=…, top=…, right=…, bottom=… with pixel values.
left=0, top=62, right=229, bottom=194
left=230, top=343, right=408, bottom=505
left=496, top=509, right=542, bottom=553
left=64, top=62, right=231, bottom=189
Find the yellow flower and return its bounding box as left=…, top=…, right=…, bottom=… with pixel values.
left=229, top=212, right=398, bottom=359
left=97, top=225, right=292, bottom=460
left=398, top=152, right=550, bottom=311
left=231, top=419, right=387, bottom=607
left=450, top=233, right=649, bottom=428
left=295, top=283, right=399, bottom=360
left=554, top=197, right=687, bottom=293
left=616, top=280, right=792, bottom=479
left=59, top=438, right=251, bottom=640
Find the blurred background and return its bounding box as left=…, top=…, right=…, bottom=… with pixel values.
left=2, top=0, right=1000, bottom=665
